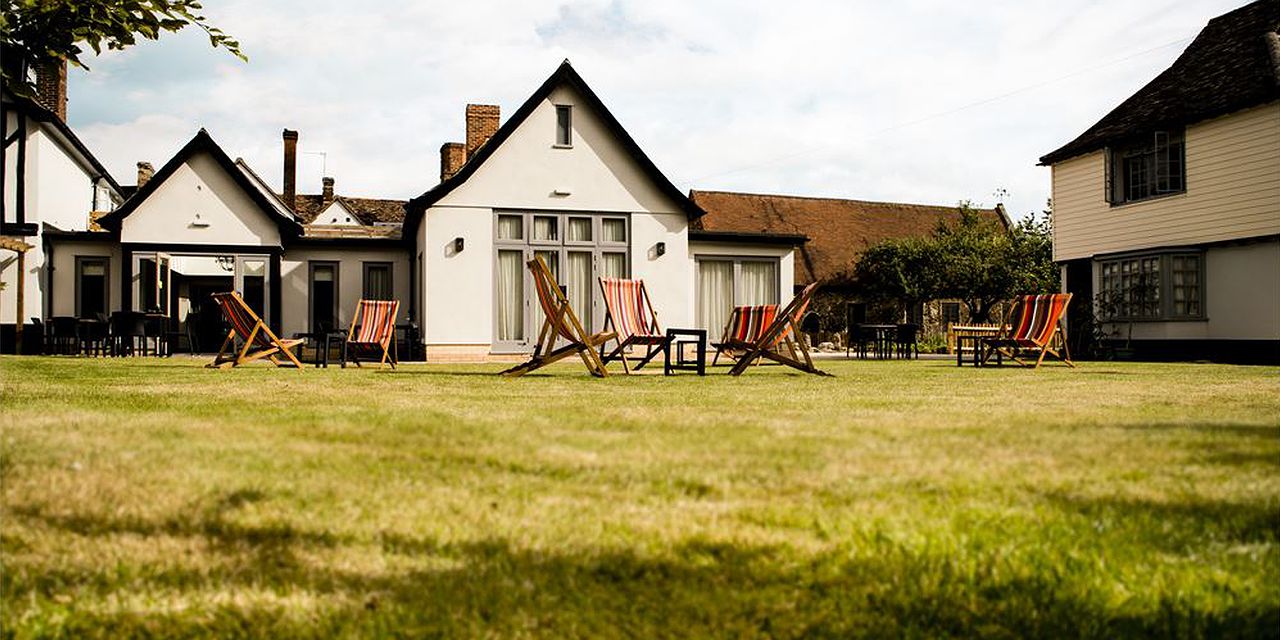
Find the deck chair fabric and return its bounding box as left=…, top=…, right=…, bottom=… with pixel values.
left=727, top=283, right=831, bottom=377
left=501, top=257, right=615, bottom=378
left=343, top=299, right=400, bottom=368
left=711, top=304, right=778, bottom=366
left=981, top=293, right=1074, bottom=369
left=598, top=277, right=670, bottom=373
left=207, top=291, right=304, bottom=369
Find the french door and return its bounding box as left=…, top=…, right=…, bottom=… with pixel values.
left=133, top=252, right=171, bottom=315
left=494, top=212, right=628, bottom=352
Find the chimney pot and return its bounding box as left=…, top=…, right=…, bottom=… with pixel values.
left=282, top=129, right=298, bottom=212
left=136, top=162, right=155, bottom=188
left=465, top=104, right=500, bottom=160
left=322, top=177, right=335, bottom=206
left=34, top=58, right=68, bottom=121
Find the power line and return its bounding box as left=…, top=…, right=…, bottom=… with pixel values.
left=685, top=34, right=1195, bottom=184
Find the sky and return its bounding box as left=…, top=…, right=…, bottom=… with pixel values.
left=66, top=0, right=1247, bottom=221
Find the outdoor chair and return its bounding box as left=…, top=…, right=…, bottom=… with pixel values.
left=207, top=291, right=304, bottom=369
left=981, top=293, right=1074, bottom=369
left=501, top=256, right=614, bottom=378
left=727, top=283, right=831, bottom=377
left=80, top=317, right=110, bottom=357
left=49, top=316, right=80, bottom=355
left=711, top=304, right=778, bottom=366
left=108, top=312, right=146, bottom=357
left=342, top=299, right=400, bottom=368
left=895, top=323, right=920, bottom=359
left=143, top=314, right=169, bottom=357
left=847, top=323, right=873, bottom=359
left=597, top=277, right=671, bottom=373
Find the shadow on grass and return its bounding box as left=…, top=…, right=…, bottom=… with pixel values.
left=1041, top=491, right=1280, bottom=553
left=1111, top=422, right=1280, bottom=440
left=6, top=490, right=1278, bottom=638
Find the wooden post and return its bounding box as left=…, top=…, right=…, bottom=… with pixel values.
left=15, top=250, right=23, bottom=351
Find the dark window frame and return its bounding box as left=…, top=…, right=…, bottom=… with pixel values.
left=1097, top=250, right=1205, bottom=322
left=1107, top=129, right=1186, bottom=205
left=75, top=255, right=111, bottom=319
left=554, top=104, right=573, bottom=147
left=308, top=260, right=340, bottom=332
left=362, top=261, right=394, bottom=301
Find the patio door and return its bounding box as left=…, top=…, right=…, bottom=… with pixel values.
left=133, top=252, right=172, bottom=316
left=235, top=256, right=270, bottom=322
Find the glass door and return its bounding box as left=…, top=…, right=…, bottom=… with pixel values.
left=133, top=252, right=171, bottom=315
left=235, top=256, right=269, bottom=321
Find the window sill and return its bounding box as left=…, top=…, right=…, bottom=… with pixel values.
left=1108, top=190, right=1186, bottom=209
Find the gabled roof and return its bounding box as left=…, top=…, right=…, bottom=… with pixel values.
left=403, top=60, right=705, bottom=239
left=689, top=189, right=1007, bottom=286
left=97, top=129, right=304, bottom=236
left=293, top=194, right=406, bottom=225
left=2, top=88, right=122, bottom=196
left=1040, top=0, right=1280, bottom=165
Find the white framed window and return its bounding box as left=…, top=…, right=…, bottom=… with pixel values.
left=1107, top=130, right=1185, bottom=204
left=1098, top=251, right=1203, bottom=321
left=696, top=257, right=781, bottom=333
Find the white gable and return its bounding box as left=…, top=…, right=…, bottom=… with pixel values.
left=120, top=150, right=282, bottom=246
left=437, top=84, right=686, bottom=215
left=312, top=200, right=362, bottom=226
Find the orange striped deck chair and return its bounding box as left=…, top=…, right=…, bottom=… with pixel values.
left=981, top=293, right=1074, bottom=369
left=710, top=304, right=778, bottom=366
left=728, top=283, right=831, bottom=377
left=500, top=256, right=615, bottom=378
left=598, top=277, right=671, bottom=373
left=343, top=299, right=400, bottom=368
left=207, top=291, right=304, bottom=369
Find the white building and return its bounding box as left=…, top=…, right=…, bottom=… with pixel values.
left=23, top=60, right=802, bottom=360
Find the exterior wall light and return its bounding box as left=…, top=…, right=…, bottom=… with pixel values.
left=453, top=237, right=465, bottom=253
left=655, top=241, right=666, bottom=257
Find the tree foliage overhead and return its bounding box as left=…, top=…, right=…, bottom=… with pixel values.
left=1, top=0, right=245, bottom=95
left=853, top=202, right=1058, bottom=322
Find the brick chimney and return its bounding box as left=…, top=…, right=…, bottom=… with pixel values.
left=465, top=104, right=500, bottom=159
left=321, top=177, right=335, bottom=206
left=136, top=162, right=155, bottom=188
left=282, top=129, right=298, bottom=212
left=35, top=58, right=68, bottom=121
left=440, top=142, right=465, bottom=181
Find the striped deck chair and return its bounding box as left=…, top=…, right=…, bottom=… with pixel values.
left=207, top=291, right=304, bottom=369
left=710, top=304, right=778, bottom=366
left=598, top=277, right=671, bottom=373
left=981, top=293, right=1074, bottom=369
left=343, top=299, right=400, bottom=368
left=728, top=283, right=831, bottom=377
left=500, top=256, right=616, bottom=378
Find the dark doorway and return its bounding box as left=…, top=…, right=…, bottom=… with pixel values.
left=182, top=276, right=234, bottom=352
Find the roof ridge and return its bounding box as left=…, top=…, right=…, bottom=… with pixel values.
left=690, top=189, right=993, bottom=212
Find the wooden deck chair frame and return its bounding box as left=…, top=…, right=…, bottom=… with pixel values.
left=727, top=283, right=831, bottom=377
left=343, top=299, right=401, bottom=369
left=981, top=293, right=1075, bottom=369
left=207, top=291, right=304, bottom=369
left=597, top=277, right=671, bottom=373
left=500, top=256, right=615, bottom=378
left=711, top=304, right=779, bottom=367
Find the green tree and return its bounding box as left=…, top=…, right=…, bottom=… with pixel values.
left=1, top=0, right=245, bottom=95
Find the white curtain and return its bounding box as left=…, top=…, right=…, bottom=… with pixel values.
left=602, top=218, right=626, bottom=243
left=740, top=261, right=779, bottom=305
left=601, top=252, right=627, bottom=279
left=567, top=218, right=592, bottom=242
left=567, top=252, right=593, bottom=332
left=497, top=215, right=523, bottom=241
left=533, top=216, right=558, bottom=241
left=531, top=250, right=559, bottom=336
left=698, top=260, right=734, bottom=333
left=497, top=250, right=524, bottom=341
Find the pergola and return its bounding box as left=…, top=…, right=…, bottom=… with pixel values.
left=1, top=235, right=35, bottom=351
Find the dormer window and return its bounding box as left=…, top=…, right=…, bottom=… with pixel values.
left=555, top=105, right=572, bottom=147
left=1108, top=129, right=1185, bottom=204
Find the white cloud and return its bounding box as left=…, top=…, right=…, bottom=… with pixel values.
left=65, top=0, right=1246, bottom=218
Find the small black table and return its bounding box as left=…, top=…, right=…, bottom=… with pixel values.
left=293, top=330, right=344, bottom=367
left=663, top=328, right=707, bottom=376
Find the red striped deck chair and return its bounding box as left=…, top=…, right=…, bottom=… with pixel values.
left=500, top=256, right=615, bottom=378
left=343, top=299, right=400, bottom=369
left=728, top=283, right=831, bottom=377
left=598, top=277, right=671, bottom=373
left=207, top=291, right=304, bottom=369
left=710, top=304, right=778, bottom=366
left=981, top=293, right=1074, bottom=369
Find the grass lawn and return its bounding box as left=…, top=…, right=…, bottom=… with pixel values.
left=1, top=356, right=1278, bottom=638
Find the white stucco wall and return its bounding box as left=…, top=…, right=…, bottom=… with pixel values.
left=120, top=150, right=282, bottom=247
left=1096, top=238, right=1280, bottom=341
left=32, top=128, right=97, bottom=231
left=422, top=206, right=494, bottom=347
left=47, top=241, right=122, bottom=318
left=280, top=247, right=411, bottom=337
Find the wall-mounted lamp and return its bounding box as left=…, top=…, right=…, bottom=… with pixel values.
left=655, top=241, right=666, bottom=257
left=552, top=188, right=572, bottom=196
left=453, top=237, right=465, bottom=253
left=190, top=213, right=210, bottom=228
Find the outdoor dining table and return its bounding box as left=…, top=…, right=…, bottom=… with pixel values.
left=952, top=325, right=1003, bottom=366
left=858, top=324, right=897, bottom=359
